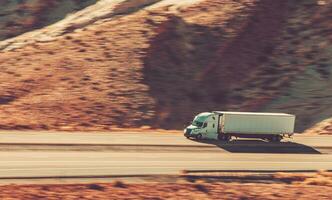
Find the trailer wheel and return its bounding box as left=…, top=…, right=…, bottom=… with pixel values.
left=269, top=135, right=282, bottom=142
left=195, top=134, right=203, bottom=140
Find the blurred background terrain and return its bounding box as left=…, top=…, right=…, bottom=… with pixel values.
left=0, top=0, right=330, bottom=134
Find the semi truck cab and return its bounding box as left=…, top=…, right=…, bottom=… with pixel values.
left=184, top=112, right=219, bottom=140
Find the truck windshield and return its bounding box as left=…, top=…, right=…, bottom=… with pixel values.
left=192, top=120, right=203, bottom=127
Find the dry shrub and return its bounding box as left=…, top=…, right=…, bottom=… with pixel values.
left=65, top=35, right=73, bottom=40
left=193, top=183, right=209, bottom=193
left=317, top=170, right=332, bottom=176
left=87, top=184, right=105, bottom=191
left=303, top=170, right=332, bottom=187
left=273, top=172, right=313, bottom=182
left=303, top=176, right=332, bottom=187
left=112, top=180, right=127, bottom=188
left=274, top=171, right=332, bottom=186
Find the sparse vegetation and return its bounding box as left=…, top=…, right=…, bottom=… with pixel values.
left=193, top=183, right=209, bottom=193
left=0, top=173, right=331, bottom=199
left=87, top=184, right=105, bottom=191
left=112, top=180, right=127, bottom=188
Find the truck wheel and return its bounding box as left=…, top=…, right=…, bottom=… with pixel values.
left=226, top=135, right=231, bottom=141
left=218, top=134, right=231, bottom=142
left=196, top=134, right=203, bottom=140
left=269, top=135, right=282, bottom=142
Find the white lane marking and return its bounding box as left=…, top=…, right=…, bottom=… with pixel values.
left=0, top=165, right=331, bottom=171
left=0, top=161, right=331, bottom=170
left=0, top=160, right=331, bottom=163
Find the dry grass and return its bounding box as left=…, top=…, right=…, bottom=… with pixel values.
left=0, top=176, right=331, bottom=199
left=274, top=171, right=332, bottom=187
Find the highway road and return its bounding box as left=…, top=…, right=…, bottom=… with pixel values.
left=0, top=131, right=331, bottom=181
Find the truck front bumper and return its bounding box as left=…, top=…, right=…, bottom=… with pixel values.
left=184, top=129, right=192, bottom=138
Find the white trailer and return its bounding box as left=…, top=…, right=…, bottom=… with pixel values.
left=184, top=111, right=296, bottom=142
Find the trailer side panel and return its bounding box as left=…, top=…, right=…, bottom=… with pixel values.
left=222, top=113, right=295, bottom=135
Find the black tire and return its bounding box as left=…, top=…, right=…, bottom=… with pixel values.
left=269, top=135, right=282, bottom=142
left=218, top=134, right=231, bottom=142
left=195, top=134, right=203, bottom=140
left=225, top=134, right=231, bottom=141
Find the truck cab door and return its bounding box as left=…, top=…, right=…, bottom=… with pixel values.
left=206, top=115, right=218, bottom=139
left=218, top=114, right=224, bottom=133
left=203, top=122, right=208, bottom=130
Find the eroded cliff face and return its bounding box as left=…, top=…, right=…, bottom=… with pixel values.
left=0, top=0, right=330, bottom=132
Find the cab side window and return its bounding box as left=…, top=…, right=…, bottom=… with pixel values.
left=203, top=122, right=208, bottom=128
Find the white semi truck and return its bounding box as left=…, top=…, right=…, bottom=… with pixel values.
left=184, top=111, right=296, bottom=142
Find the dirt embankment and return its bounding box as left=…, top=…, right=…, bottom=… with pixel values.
left=0, top=0, right=330, bottom=131
left=303, top=118, right=332, bottom=135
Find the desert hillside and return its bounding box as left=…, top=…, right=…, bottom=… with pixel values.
left=0, top=0, right=331, bottom=132
left=0, top=0, right=96, bottom=40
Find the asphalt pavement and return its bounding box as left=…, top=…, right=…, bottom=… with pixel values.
left=0, top=131, right=330, bottom=181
